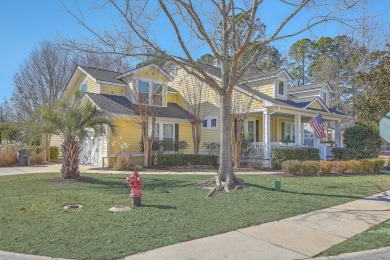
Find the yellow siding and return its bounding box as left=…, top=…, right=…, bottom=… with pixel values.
left=167, top=93, right=177, bottom=103
left=254, top=83, right=274, bottom=98
left=102, top=85, right=124, bottom=96
left=110, top=119, right=142, bottom=154
left=84, top=75, right=100, bottom=93
left=135, top=67, right=167, bottom=82
left=179, top=123, right=194, bottom=153
left=308, top=102, right=321, bottom=110
left=63, top=74, right=87, bottom=99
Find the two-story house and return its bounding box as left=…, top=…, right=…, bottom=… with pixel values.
left=53, top=61, right=346, bottom=167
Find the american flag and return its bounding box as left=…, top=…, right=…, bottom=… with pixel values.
left=309, top=112, right=326, bottom=140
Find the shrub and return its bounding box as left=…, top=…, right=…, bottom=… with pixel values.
left=281, top=160, right=301, bottom=175
left=272, top=147, right=320, bottom=169
left=0, top=141, right=19, bottom=167
left=300, top=161, right=320, bottom=175
left=202, top=142, right=220, bottom=155
left=156, top=154, right=218, bottom=167
left=320, top=161, right=333, bottom=174
left=30, top=151, right=45, bottom=164
left=133, top=165, right=143, bottom=171
left=360, top=159, right=385, bottom=173
left=116, top=152, right=130, bottom=170
left=50, top=146, right=59, bottom=160
left=343, top=124, right=382, bottom=159
left=332, top=148, right=358, bottom=161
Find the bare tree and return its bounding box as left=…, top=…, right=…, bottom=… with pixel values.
left=230, top=92, right=254, bottom=168
left=124, top=77, right=167, bottom=167
left=178, top=76, right=215, bottom=154
left=62, top=0, right=365, bottom=192
left=72, top=52, right=132, bottom=72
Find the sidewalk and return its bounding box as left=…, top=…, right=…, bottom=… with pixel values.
left=124, top=190, right=390, bottom=260
left=0, top=163, right=278, bottom=176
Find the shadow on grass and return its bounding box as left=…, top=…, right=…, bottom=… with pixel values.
left=245, top=182, right=364, bottom=200
left=141, top=204, right=177, bottom=210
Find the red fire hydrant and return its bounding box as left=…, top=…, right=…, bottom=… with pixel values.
left=126, top=171, right=142, bottom=207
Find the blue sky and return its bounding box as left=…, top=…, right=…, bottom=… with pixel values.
left=0, top=0, right=389, bottom=103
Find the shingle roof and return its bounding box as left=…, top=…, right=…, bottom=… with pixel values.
left=79, top=66, right=126, bottom=85
left=85, top=93, right=190, bottom=119
left=289, top=82, right=333, bottom=93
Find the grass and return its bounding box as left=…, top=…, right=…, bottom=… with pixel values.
left=0, top=173, right=390, bottom=259
left=320, top=218, right=390, bottom=257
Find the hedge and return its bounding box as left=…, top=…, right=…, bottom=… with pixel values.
left=271, top=147, right=320, bottom=169
left=332, top=148, right=358, bottom=161
left=50, top=146, right=59, bottom=160
left=156, top=154, right=218, bottom=167
left=281, top=159, right=385, bottom=175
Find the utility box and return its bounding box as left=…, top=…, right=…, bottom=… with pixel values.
left=17, top=149, right=31, bottom=166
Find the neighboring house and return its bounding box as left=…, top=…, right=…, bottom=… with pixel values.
left=52, top=61, right=347, bottom=167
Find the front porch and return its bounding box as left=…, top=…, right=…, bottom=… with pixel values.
left=246, top=106, right=344, bottom=164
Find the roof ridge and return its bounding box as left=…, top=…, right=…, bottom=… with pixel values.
left=79, top=65, right=121, bottom=74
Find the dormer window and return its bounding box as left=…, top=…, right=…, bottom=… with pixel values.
left=136, top=79, right=165, bottom=106
left=278, top=81, right=285, bottom=95
left=80, top=83, right=87, bottom=94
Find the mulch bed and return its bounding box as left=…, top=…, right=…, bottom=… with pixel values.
left=44, top=176, right=99, bottom=185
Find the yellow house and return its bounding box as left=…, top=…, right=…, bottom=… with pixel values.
left=54, top=61, right=347, bottom=167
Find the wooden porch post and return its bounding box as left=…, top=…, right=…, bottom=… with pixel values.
left=263, top=108, right=271, bottom=160
left=294, top=114, right=302, bottom=145
left=335, top=120, right=342, bottom=147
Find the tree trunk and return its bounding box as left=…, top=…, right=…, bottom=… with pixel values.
left=217, top=91, right=236, bottom=189
left=61, top=136, right=80, bottom=179
left=192, top=121, right=201, bottom=154
left=231, top=117, right=245, bottom=168
left=142, top=114, right=155, bottom=168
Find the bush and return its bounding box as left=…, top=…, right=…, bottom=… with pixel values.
left=332, top=148, right=358, bottom=161
left=343, top=124, right=382, bottom=159
left=320, top=161, right=333, bottom=174
left=202, top=142, right=220, bottom=155
left=133, top=165, right=143, bottom=171
left=272, top=147, right=320, bottom=169
left=300, top=161, right=320, bottom=175
left=27, top=146, right=43, bottom=154
left=30, top=151, right=45, bottom=164
left=281, top=160, right=301, bottom=174
left=156, top=154, right=218, bottom=167
left=0, top=141, right=19, bottom=167
left=283, top=158, right=385, bottom=175
left=50, top=146, right=59, bottom=160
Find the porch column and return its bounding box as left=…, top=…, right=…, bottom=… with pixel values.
left=275, top=117, right=279, bottom=142
left=263, top=108, right=271, bottom=160
left=294, top=114, right=302, bottom=145
left=335, top=120, right=342, bottom=147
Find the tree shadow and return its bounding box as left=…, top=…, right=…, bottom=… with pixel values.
left=245, top=182, right=365, bottom=200
left=141, top=204, right=177, bottom=210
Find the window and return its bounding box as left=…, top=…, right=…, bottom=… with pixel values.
left=137, top=80, right=165, bottom=106
left=247, top=121, right=255, bottom=142
left=202, top=117, right=218, bottom=129
left=154, top=123, right=159, bottom=142
left=304, top=134, right=308, bottom=138
left=278, top=81, right=285, bottom=95
left=322, top=92, right=327, bottom=105
left=138, top=80, right=149, bottom=104
left=282, top=122, right=295, bottom=143
left=80, top=83, right=87, bottom=94
left=152, top=83, right=163, bottom=106
left=163, top=124, right=174, bottom=141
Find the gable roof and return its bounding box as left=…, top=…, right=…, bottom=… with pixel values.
left=242, top=68, right=293, bottom=82
left=116, top=64, right=174, bottom=80
left=289, top=82, right=333, bottom=93
left=84, top=93, right=190, bottom=119
left=79, top=66, right=126, bottom=85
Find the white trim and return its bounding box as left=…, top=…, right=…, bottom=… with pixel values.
left=202, top=116, right=218, bottom=129
left=95, top=80, right=126, bottom=87
left=304, top=97, right=330, bottom=112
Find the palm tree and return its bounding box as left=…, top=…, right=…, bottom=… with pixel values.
left=40, top=92, right=116, bottom=179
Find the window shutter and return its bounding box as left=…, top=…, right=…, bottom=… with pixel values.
left=256, top=120, right=259, bottom=142
left=175, top=124, right=179, bottom=152
left=281, top=122, right=285, bottom=141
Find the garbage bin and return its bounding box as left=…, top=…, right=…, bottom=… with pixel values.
left=17, top=149, right=31, bottom=166
left=17, top=149, right=27, bottom=166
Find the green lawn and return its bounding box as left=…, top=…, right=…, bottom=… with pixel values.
left=0, top=173, right=390, bottom=259
left=320, top=218, right=390, bottom=257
